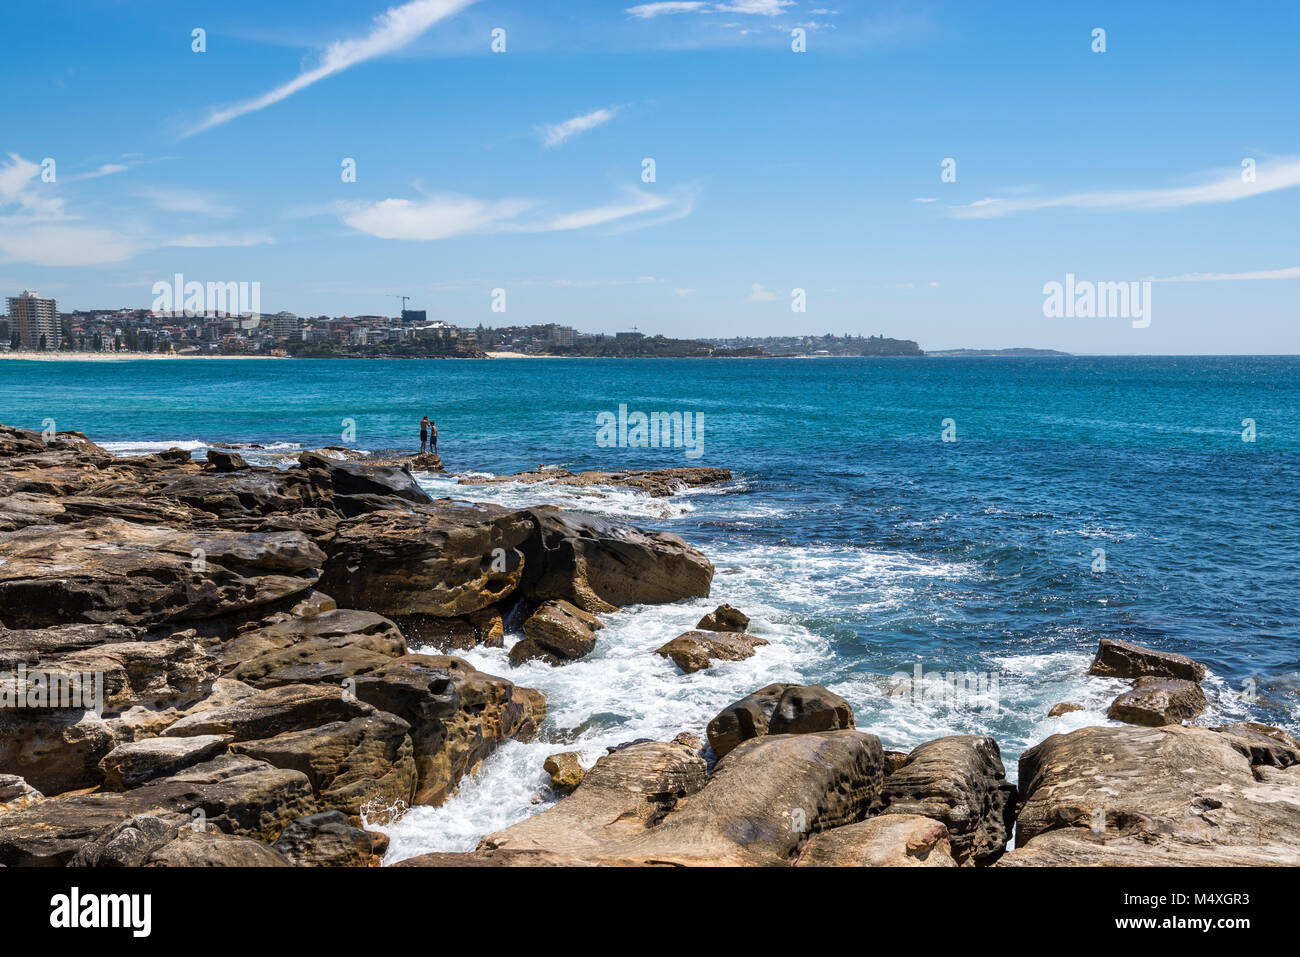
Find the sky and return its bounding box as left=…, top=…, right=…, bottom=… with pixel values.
left=1, top=0, right=1297, bottom=354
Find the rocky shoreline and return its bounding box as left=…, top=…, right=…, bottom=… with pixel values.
left=0, top=423, right=1296, bottom=867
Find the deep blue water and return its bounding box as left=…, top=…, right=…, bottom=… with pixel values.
left=3, top=355, right=1297, bottom=853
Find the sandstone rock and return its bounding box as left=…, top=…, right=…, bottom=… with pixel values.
left=520, top=506, right=713, bottom=613
left=482, top=730, right=885, bottom=866
left=1048, top=702, right=1083, bottom=717
left=655, top=630, right=767, bottom=673
left=392, top=614, right=480, bottom=651
left=0, top=755, right=314, bottom=864
left=879, top=735, right=1016, bottom=865
left=1106, top=676, right=1206, bottom=726
left=68, top=814, right=182, bottom=866
left=706, top=683, right=789, bottom=757
left=352, top=654, right=541, bottom=806
left=0, top=774, right=42, bottom=817
left=297, top=451, right=431, bottom=504
left=396, top=848, right=598, bottom=867
left=1088, top=638, right=1206, bottom=682
left=466, top=606, right=505, bottom=648
left=163, top=683, right=376, bottom=742
left=460, top=466, right=731, bottom=498
left=1213, top=721, right=1300, bottom=768
left=673, top=732, right=702, bottom=751
left=214, top=609, right=407, bottom=688
left=543, top=752, right=586, bottom=794
left=147, top=828, right=290, bottom=866
left=796, top=814, right=957, bottom=867
left=272, top=810, right=377, bottom=866
left=510, top=600, right=601, bottom=666
left=707, top=683, right=854, bottom=758
left=133, top=467, right=333, bottom=521
left=100, top=734, right=232, bottom=790
left=319, top=504, right=532, bottom=618
left=1002, top=724, right=1300, bottom=866
left=695, top=603, right=750, bottom=633
left=231, top=713, right=417, bottom=816
left=206, top=449, right=249, bottom=472
left=0, top=709, right=117, bottom=795
left=0, top=519, right=322, bottom=628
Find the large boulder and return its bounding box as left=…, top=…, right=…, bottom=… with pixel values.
left=0, top=520, right=322, bottom=628
left=695, top=604, right=750, bottom=633
left=162, top=683, right=377, bottom=742
left=509, top=600, right=602, bottom=666
left=796, top=814, right=957, bottom=867
left=706, top=683, right=854, bottom=758
left=231, top=713, right=417, bottom=816
left=655, top=630, right=767, bottom=674
left=879, top=735, right=1016, bottom=865
left=1106, top=676, right=1207, bottom=726
left=1087, top=638, right=1206, bottom=682
left=318, top=504, right=533, bottom=618
left=297, top=451, right=431, bottom=504
left=352, top=654, right=544, bottom=806
left=99, top=734, right=233, bottom=790
left=271, top=809, right=377, bottom=867
left=481, top=730, right=885, bottom=866
left=519, top=506, right=714, bottom=613
left=213, top=609, right=407, bottom=689
left=1001, top=724, right=1300, bottom=866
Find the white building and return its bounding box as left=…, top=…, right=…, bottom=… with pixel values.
left=7, top=290, right=59, bottom=350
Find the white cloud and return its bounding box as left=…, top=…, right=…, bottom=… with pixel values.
left=913, top=197, right=937, bottom=203
left=341, top=187, right=691, bottom=239
left=342, top=195, right=531, bottom=240
left=0, top=153, right=137, bottom=265
left=715, top=0, right=793, bottom=15
left=185, top=0, right=479, bottom=136
left=673, top=287, right=696, bottom=296
left=747, top=283, right=776, bottom=301
left=539, top=106, right=622, bottom=149
left=1146, top=266, right=1300, bottom=282
left=626, top=2, right=709, bottom=17
left=949, top=157, right=1300, bottom=218
left=67, top=163, right=129, bottom=182
left=166, top=232, right=275, bottom=248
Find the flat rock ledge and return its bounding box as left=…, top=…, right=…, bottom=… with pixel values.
left=458, top=466, right=732, bottom=497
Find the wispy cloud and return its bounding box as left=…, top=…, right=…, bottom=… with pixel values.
left=166, top=232, right=275, bottom=248
left=626, top=2, right=710, bottom=17
left=1146, top=266, right=1300, bottom=282
left=715, top=0, right=793, bottom=15
left=0, top=153, right=137, bottom=265
left=340, top=186, right=691, bottom=239
left=948, top=157, right=1300, bottom=218
left=539, top=106, right=622, bottom=149
left=184, top=0, right=478, bottom=137
left=138, top=187, right=238, bottom=218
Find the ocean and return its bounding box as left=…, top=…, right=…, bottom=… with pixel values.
left=3, top=355, right=1297, bottom=859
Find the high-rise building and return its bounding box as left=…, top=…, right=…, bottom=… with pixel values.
left=6, top=290, right=58, bottom=350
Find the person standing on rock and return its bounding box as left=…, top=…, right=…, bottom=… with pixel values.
left=429, top=419, right=438, bottom=456
left=419, top=415, right=430, bottom=452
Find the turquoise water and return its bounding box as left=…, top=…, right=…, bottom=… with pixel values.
left=3, top=355, right=1297, bottom=855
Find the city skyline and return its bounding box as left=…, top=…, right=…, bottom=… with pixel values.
left=3, top=0, right=1298, bottom=353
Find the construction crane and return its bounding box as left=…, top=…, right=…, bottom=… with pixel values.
left=392, top=294, right=411, bottom=316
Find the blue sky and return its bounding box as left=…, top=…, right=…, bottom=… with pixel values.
left=2, top=0, right=1297, bottom=353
